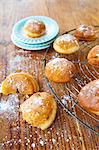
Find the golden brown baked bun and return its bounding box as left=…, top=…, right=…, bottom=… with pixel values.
left=20, top=92, right=57, bottom=130
left=1, top=72, right=39, bottom=95
left=75, top=24, right=97, bottom=41
left=87, top=45, right=99, bottom=67
left=23, top=19, right=46, bottom=38
left=53, top=34, right=79, bottom=54
left=78, top=80, right=99, bottom=115
left=45, top=58, right=76, bottom=83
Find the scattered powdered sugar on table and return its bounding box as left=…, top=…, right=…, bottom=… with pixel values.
left=8, top=55, right=38, bottom=75
left=1, top=128, right=72, bottom=149
left=0, top=94, right=19, bottom=120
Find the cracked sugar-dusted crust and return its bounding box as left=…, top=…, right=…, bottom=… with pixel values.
left=20, top=92, right=57, bottom=129
left=53, top=34, right=79, bottom=54
left=45, top=58, right=76, bottom=83
left=78, top=79, right=99, bottom=115
left=1, top=72, right=39, bottom=95
left=75, top=24, right=97, bottom=41
left=23, top=19, right=46, bottom=38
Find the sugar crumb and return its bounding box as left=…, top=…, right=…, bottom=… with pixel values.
left=52, top=138, right=56, bottom=144
left=39, top=139, right=44, bottom=146
left=66, top=139, right=69, bottom=142
left=31, top=143, right=35, bottom=148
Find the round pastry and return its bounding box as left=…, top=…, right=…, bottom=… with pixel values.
left=45, top=58, right=76, bottom=82
left=78, top=80, right=99, bottom=115
left=87, top=45, right=99, bottom=67
left=20, top=92, right=57, bottom=130
left=53, top=34, right=79, bottom=54
left=75, top=24, right=97, bottom=41
left=23, top=19, right=46, bottom=38
left=1, top=72, right=39, bottom=95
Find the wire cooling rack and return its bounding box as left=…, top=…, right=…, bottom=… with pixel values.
left=43, top=26, right=99, bottom=135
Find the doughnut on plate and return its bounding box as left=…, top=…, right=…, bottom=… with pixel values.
left=12, top=16, right=59, bottom=44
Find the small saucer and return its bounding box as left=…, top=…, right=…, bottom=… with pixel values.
left=11, top=32, right=58, bottom=46
left=11, top=36, right=50, bottom=50
left=12, top=16, right=59, bottom=45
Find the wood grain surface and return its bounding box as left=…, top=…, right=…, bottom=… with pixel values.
left=0, top=0, right=99, bottom=150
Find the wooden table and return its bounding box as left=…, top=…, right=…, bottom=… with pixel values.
left=0, top=0, right=99, bottom=149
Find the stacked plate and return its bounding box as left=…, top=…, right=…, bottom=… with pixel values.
left=11, top=16, right=59, bottom=50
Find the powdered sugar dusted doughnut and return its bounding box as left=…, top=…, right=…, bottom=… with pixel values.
left=75, top=24, right=97, bottom=41
left=78, top=79, right=99, bottom=115
left=53, top=34, right=79, bottom=54
left=45, top=58, right=76, bottom=82
left=87, top=45, right=99, bottom=67
left=23, top=19, right=46, bottom=38
left=1, top=72, right=39, bottom=95
left=20, top=92, right=57, bottom=130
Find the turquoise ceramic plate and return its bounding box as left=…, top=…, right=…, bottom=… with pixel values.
left=12, top=16, right=59, bottom=44
left=11, top=33, right=58, bottom=46
left=11, top=36, right=50, bottom=50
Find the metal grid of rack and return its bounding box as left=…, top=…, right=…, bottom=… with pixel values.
left=43, top=27, right=99, bottom=135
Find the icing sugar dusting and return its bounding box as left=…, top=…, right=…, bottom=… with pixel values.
left=78, top=25, right=88, bottom=31
left=57, top=34, right=77, bottom=42
left=46, top=58, right=75, bottom=77
left=33, top=96, right=43, bottom=106
left=0, top=94, right=19, bottom=120
left=9, top=55, right=37, bottom=74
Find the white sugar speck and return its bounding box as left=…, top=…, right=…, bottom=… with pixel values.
left=31, top=143, right=35, bottom=148
left=6, top=141, right=10, bottom=144
left=52, top=138, right=56, bottom=144
left=47, top=131, right=50, bottom=134
left=66, top=139, right=69, bottom=142
left=18, top=139, right=21, bottom=143
left=14, top=141, right=17, bottom=144
left=56, top=132, right=59, bottom=135
left=61, top=98, right=67, bottom=105
left=33, top=96, right=43, bottom=106
left=45, top=138, right=47, bottom=142
left=27, top=139, right=30, bottom=143
left=16, top=126, right=20, bottom=129
left=39, top=139, right=44, bottom=146
left=50, top=144, right=53, bottom=149
left=61, top=134, right=64, bottom=138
